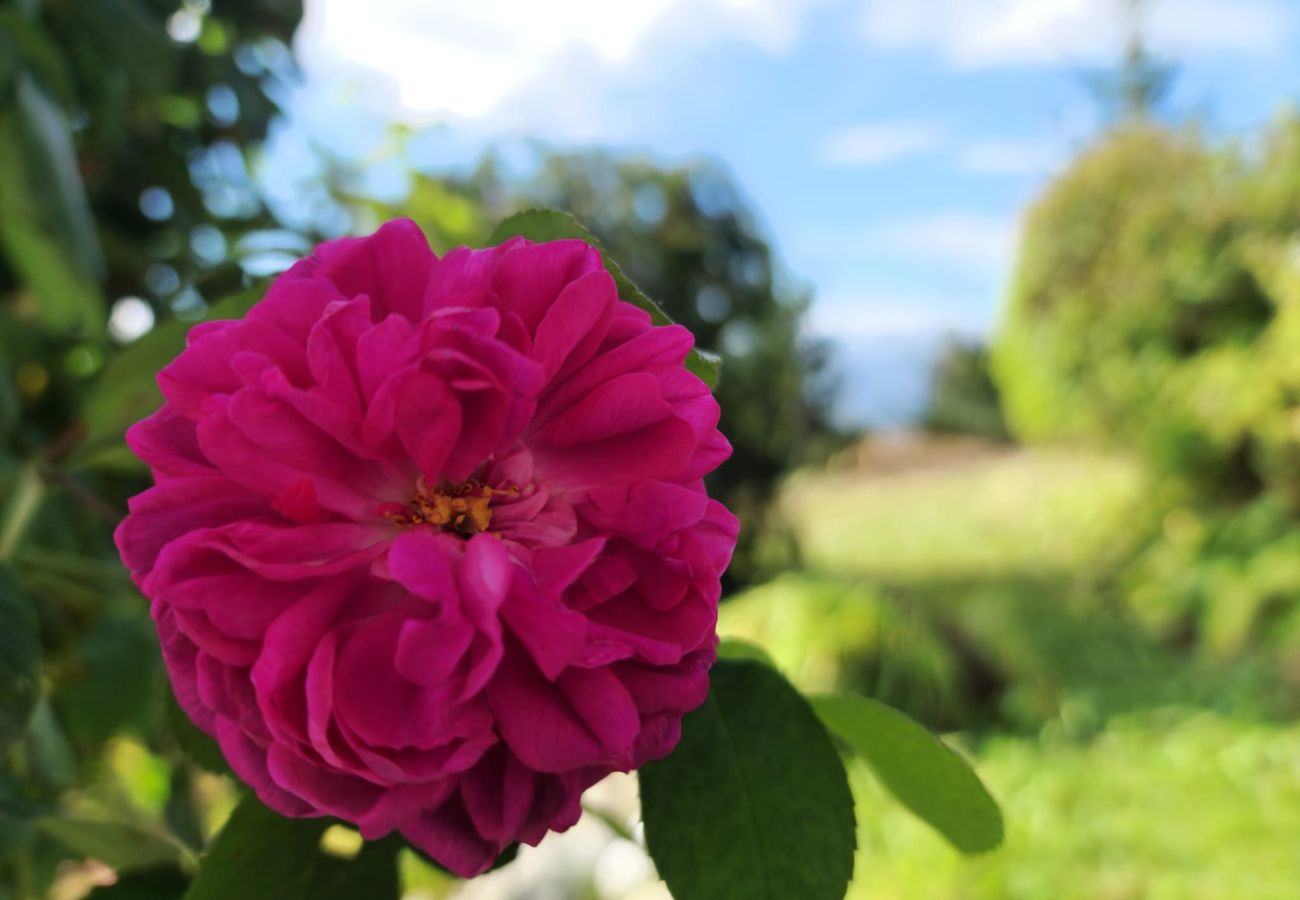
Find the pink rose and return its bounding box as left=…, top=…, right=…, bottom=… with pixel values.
left=115, top=220, right=738, bottom=876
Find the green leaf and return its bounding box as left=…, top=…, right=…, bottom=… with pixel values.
left=36, top=817, right=188, bottom=873
left=306, top=833, right=402, bottom=899
left=163, top=689, right=232, bottom=779
left=183, top=796, right=400, bottom=900
left=13, top=73, right=103, bottom=279
left=56, top=610, right=162, bottom=750
left=0, top=563, right=40, bottom=749
left=714, top=636, right=775, bottom=667
left=0, top=92, right=102, bottom=338
left=488, top=209, right=721, bottom=388
left=86, top=866, right=190, bottom=900
left=69, top=286, right=266, bottom=470
left=812, top=693, right=1003, bottom=855
left=639, top=659, right=856, bottom=900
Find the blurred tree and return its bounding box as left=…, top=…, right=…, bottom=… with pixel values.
left=1082, top=0, right=1176, bottom=122
left=922, top=339, right=1008, bottom=441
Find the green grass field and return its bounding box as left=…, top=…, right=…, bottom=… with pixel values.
left=721, top=438, right=1300, bottom=898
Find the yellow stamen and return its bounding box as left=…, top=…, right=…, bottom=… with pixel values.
left=386, top=478, right=507, bottom=536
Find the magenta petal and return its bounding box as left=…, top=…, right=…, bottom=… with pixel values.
left=488, top=646, right=605, bottom=773
left=314, top=218, right=435, bottom=322
left=532, top=269, right=616, bottom=380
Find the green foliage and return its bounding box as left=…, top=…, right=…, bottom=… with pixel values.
left=640, top=659, right=857, bottom=900
left=813, top=694, right=1002, bottom=854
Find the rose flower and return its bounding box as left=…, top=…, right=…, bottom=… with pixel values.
left=114, top=220, right=737, bottom=876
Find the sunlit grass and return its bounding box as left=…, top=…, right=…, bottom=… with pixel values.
left=780, top=446, right=1149, bottom=580
left=846, top=713, right=1300, bottom=900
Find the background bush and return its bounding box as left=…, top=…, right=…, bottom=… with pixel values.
left=993, top=118, right=1300, bottom=666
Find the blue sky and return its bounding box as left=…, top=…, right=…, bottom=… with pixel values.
left=275, top=0, right=1300, bottom=426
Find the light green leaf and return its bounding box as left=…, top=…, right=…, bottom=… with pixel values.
left=488, top=208, right=721, bottom=388
left=639, top=659, right=856, bottom=900
left=184, top=796, right=401, bottom=900
left=812, top=693, right=1003, bottom=854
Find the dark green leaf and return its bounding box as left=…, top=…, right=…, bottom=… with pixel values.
left=714, top=637, right=775, bottom=667
left=488, top=209, right=721, bottom=387
left=307, top=833, right=401, bottom=899
left=56, top=610, right=162, bottom=749
left=0, top=563, right=40, bottom=749
left=184, top=796, right=400, bottom=900
left=813, top=693, right=1003, bottom=854
left=36, top=817, right=187, bottom=873
left=163, top=689, right=232, bottom=779
left=21, top=697, right=76, bottom=791
left=86, top=866, right=190, bottom=900
left=640, top=659, right=856, bottom=900
left=69, top=286, right=266, bottom=470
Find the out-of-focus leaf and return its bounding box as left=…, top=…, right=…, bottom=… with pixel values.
left=813, top=693, right=1003, bottom=854
left=715, top=636, right=775, bottom=666
left=639, top=659, right=856, bottom=900
left=0, top=563, right=40, bottom=750
left=69, top=286, right=266, bottom=470
left=56, top=610, right=162, bottom=750
left=22, top=697, right=76, bottom=791
left=36, top=817, right=187, bottom=873
left=488, top=208, right=722, bottom=388
left=163, top=690, right=232, bottom=779
left=0, top=89, right=102, bottom=338
left=184, top=796, right=400, bottom=900
left=0, top=463, right=44, bottom=562
left=15, top=73, right=104, bottom=279
left=306, top=833, right=402, bottom=899
left=79, top=0, right=176, bottom=94
left=0, top=11, right=75, bottom=104
left=86, top=865, right=190, bottom=900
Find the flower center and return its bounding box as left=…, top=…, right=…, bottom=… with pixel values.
left=385, top=478, right=503, bottom=536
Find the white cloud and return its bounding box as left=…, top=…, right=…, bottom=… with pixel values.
left=876, top=212, right=1020, bottom=272
left=956, top=136, right=1068, bottom=176
left=859, top=0, right=1294, bottom=69
left=297, top=0, right=825, bottom=121
left=816, top=119, right=945, bottom=167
